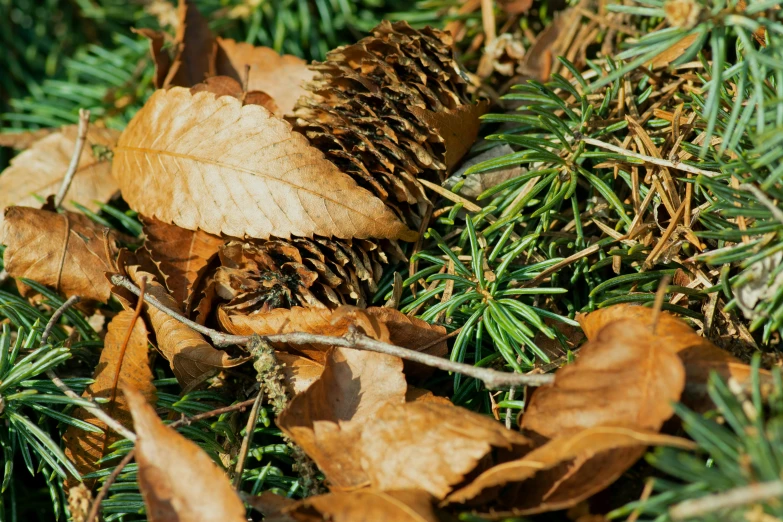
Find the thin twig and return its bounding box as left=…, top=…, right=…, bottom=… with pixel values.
left=505, top=386, right=516, bottom=430
left=740, top=183, right=783, bottom=225
left=42, top=295, right=137, bottom=441
left=86, top=449, right=135, bottom=522
left=169, top=396, right=258, bottom=428
left=110, top=274, right=247, bottom=347
left=580, top=136, right=721, bottom=178
left=669, top=480, right=783, bottom=520
left=110, top=275, right=555, bottom=389
left=40, top=295, right=81, bottom=345
left=46, top=372, right=136, bottom=441
left=54, top=109, right=91, bottom=209
left=233, top=391, right=264, bottom=488
left=522, top=242, right=611, bottom=288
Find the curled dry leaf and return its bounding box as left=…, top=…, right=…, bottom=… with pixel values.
left=142, top=216, right=224, bottom=306
left=214, top=37, right=315, bottom=116
left=189, top=76, right=278, bottom=112
left=126, top=267, right=246, bottom=388
left=163, top=0, right=215, bottom=88
left=521, top=318, right=686, bottom=440
left=277, top=346, right=407, bottom=490
left=221, top=305, right=447, bottom=378
left=577, top=303, right=769, bottom=412
left=359, top=401, right=531, bottom=499
left=408, top=102, right=490, bottom=172
left=0, top=126, right=119, bottom=229
left=113, top=87, right=414, bottom=241
left=64, top=311, right=156, bottom=487
left=123, top=386, right=246, bottom=522
left=2, top=207, right=119, bottom=302
left=446, top=426, right=696, bottom=514
left=254, top=490, right=440, bottom=522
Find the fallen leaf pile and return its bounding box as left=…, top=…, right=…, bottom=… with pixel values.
left=114, top=304, right=755, bottom=520
left=0, top=0, right=770, bottom=519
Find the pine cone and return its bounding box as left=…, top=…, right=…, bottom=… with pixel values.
left=293, top=21, right=473, bottom=230
left=190, top=22, right=477, bottom=319
left=201, top=237, right=394, bottom=318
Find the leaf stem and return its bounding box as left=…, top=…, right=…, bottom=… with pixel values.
left=233, top=392, right=264, bottom=489
left=54, top=109, right=91, bottom=209
left=110, top=275, right=555, bottom=389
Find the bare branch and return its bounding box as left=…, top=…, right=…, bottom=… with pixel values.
left=670, top=480, right=783, bottom=520
left=40, top=295, right=81, bottom=345
left=86, top=449, right=135, bottom=522
left=110, top=274, right=555, bottom=389
left=54, top=109, right=91, bottom=209
left=233, top=392, right=264, bottom=488
left=580, top=136, right=721, bottom=178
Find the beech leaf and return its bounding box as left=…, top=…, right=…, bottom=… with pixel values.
left=446, top=426, right=696, bottom=514
left=215, top=38, right=315, bottom=116
left=0, top=126, right=119, bottom=229
left=277, top=346, right=407, bottom=489
left=142, top=216, right=223, bottom=306
left=577, top=303, right=770, bottom=412
left=521, top=318, right=686, bottom=440
left=124, top=386, right=246, bottom=522
left=358, top=401, right=531, bottom=499
left=113, top=87, right=415, bottom=241
left=64, top=311, right=156, bottom=486
left=2, top=207, right=120, bottom=302
left=256, top=490, right=440, bottom=522
left=126, top=267, right=247, bottom=388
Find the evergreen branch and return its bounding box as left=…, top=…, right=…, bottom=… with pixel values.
left=110, top=274, right=555, bottom=389
left=41, top=295, right=137, bottom=442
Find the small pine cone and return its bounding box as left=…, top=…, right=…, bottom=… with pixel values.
left=293, top=21, right=473, bottom=230
left=207, top=237, right=391, bottom=316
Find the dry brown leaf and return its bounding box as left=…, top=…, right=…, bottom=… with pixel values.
left=189, top=75, right=279, bottom=112
left=132, top=28, right=171, bottom=88
left=0, top=128, right=58, bottom=149
left=2, top=207, right=120, bottom=302
left=256, top=490, right=440, bottom=522
left=0, top=126, right=119, bottom=229
left=142, top=216, right=223, bottom=306
left=163, top=0, right=216, bottom=88
left=113, top=87, right=414, bottom=241
left=124, top=386, right=246, bottom=522
left=521, top=318, right=685, bottom=440
left=446, top=426, right=695, bottom=514
left=277, top=352, right=323, bottom=395
left=277, top=346, right=407, bottom=490
left=215, top=38, right=315, bottom=116
left=221, top=305, right=446, bottom=379
left=64, top=311, right=156, bottom=487
left=577, top=304, right=769, bottom=411
left=499, top=0, right=534, bottom=14
left=127, top=267, right=247, bottom=388
left=359, top=401, right=531, bottom=499
left=408, top=102, right=490, bottom=171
